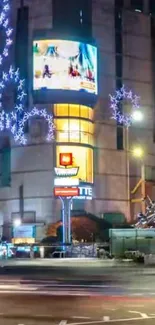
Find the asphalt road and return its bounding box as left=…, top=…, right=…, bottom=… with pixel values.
left=0, top=293, right=155, bottom=324
left=0, top=260, right=155, bottom=324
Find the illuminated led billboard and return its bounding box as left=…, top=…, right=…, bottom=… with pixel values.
left=33, top=40, right=97, bottom=96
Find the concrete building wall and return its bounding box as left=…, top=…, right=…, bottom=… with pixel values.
left=0, top=0, right=154, bottom=230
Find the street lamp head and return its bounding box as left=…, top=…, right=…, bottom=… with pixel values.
left=132, top=110, right=143, bottom=122
left=14, top=219, right=21, bottom=227
left=132, top=146, right=144, bottom=158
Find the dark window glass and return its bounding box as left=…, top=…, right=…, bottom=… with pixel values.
left=115, top=33, right=122, bottom=54
left=52, top=0, right=92, bottom=39
left=131, top=0, right=143, bottom=11
left=116, top=55, right=122, bottom=78
left=115, top=11, right=122, bottom=31
left=115, top=0, right=123, bottom=8
left=150, top=0, right=155, bottom=14
left=117, top=126, right=123, bottom=150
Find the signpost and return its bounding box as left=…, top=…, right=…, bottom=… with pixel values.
left=53, top=153, right=93, bottom=243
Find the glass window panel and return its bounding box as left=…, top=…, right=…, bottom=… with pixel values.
left=56, top=131, right=69, bottom=142
left=81, top=131, right=89, bottom=144
left=55, top=119, right=94, bottom=145
left=88, top=134, right=94, bottom=146
left=87, top=147, right=93, bottom=183
left=55, top=119, right=69, bottom=142
left=55, top=104, right=69, bottom=116
left=88, top=122, right=94, bottom=134
left=69, top=104, right=80, bottom=117
left=88, top=108, right=94, bottom=120
left=80, top=105, right=89, bottom=118
left=55, top=119, right=69, bottom=131
left=81, top=120, right=89, bottom=133
left=69, top=119, right=80, bottom=142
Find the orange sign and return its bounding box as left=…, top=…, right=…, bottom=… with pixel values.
left=60, top=153, right=72, bottom=166
left=54, top=187, right=79, bottom=197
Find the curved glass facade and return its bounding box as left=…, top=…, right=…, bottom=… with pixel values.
left=54, top=104, right=94, bottom=120
left=56, top=145, right=93, bottom=183
left=55, top=104, right=94, bottom=184
left=55, top=118, right=94, bottom=145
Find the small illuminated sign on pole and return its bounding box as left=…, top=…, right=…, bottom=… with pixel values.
left=54, top=178, right=79, bottom=186
left=54, top=187, right=79, bottom=197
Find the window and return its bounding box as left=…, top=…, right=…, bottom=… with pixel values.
left=117, top=126, right=123, bottom=150
left=54, top=104, right=69, bottom=116
left=150, top=0, right=155, bottom=14
left=55, top=119, right=94, bottom=145
left=116, top=55, right=122, bottom=78
left=115, top=0, right=123, bottom=8
left=54, top=104, right=94, bottom=120
left=69, top=105, right=79, bottom=117
left=131, top=0, right=143, bottom=12
left=52, top=0, right=92, bottom=39
left=115, top=33, right=122, bottom=55
left=56, top=145, right=93, bottom=183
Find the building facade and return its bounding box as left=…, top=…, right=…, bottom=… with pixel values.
left=0, top=0, right=155, bottom=241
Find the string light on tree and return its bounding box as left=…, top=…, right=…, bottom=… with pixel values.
left=109, top=85, right=141, bottom=127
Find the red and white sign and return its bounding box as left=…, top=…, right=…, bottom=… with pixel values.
left=54, top=187, right=79, bottom=197
left=60, top=153, right=72, bottom=166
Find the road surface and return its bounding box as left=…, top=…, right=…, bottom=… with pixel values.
left=0, top=260, right=155, bottom=324
left=0, top=293, right=155, bottom=324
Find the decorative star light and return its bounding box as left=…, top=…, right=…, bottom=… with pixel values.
left=13, top=108, right=55, bottom=145
left=0, top=66, right=27, bottom=113
left=109, top=85, right=141, bottom=127
left=0, top=0, right=13, bottom=66
left=0, top=0, right=55, bottom=146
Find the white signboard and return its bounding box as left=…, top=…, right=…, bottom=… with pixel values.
left=54, top=178, right=79, bottom=186
left=54, top=167, right=79, bottom=177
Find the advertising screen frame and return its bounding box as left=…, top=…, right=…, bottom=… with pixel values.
left=32, top=32, right=98, bottom=105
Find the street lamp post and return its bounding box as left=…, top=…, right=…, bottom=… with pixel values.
left=126, top=111, right=144, bottom=221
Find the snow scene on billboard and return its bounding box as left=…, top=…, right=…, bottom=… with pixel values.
left=33, top=39, right=97, bottom=95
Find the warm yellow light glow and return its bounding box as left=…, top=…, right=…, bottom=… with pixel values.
left=56, top=145, right=93, bottom=183
left=55, top=119, right=94, bottom=145
left=132, top=146, right=144, bottom=158
left=54, top=104, right=94, bottom=120
left=63, top=122, right=79, bottom=132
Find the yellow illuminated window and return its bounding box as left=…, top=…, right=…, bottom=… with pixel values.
left=54, top=104, right=69, bottom=116
left=69, top=104, right=79, bottom=117
left=89, top=122, right=94, bottom=134
left=81, top=120, right=88, bottom=144
left=56, top=145, right=93, bottom=183
left=55, top=119, right=94, bottom=145
left=69, top=119, right=80, bottom=142
left=54, top=104, right=94, bottom=121
left=80, top=105, right=89, bottom=118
